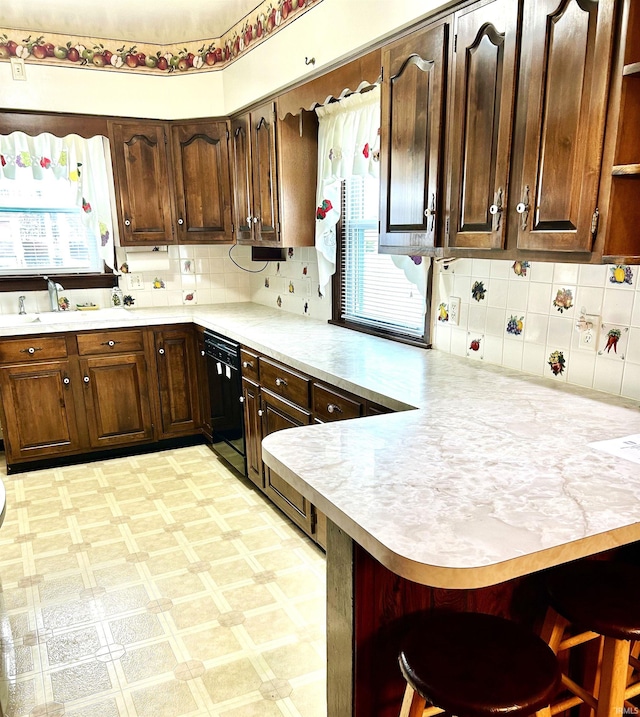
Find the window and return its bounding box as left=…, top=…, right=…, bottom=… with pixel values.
left=0, top=131, right=115, bottom=280
left=333, top=174, right=429, bottom=343
left=0, top=178, right=102, bottom=274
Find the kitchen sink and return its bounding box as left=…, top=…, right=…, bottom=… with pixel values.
left=0, top=314, right=41, bottom=326
left=36, top=309, right=135, bottom=323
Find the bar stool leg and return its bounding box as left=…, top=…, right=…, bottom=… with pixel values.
left=399, top=684, right=427, bottom=717
left=596, top=637, right=631, bottom=717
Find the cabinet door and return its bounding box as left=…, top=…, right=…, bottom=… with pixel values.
left=155, top=328, right=199, bottom=437
left=195, top=331, right=212, bottom=439
left=0, top=360, right=82, bottom=463
left=513, top=0, right=615, bottom=252
left=171, top=121, right=234, bottom=244
left=379, top=22, right=448, bottom=254
left=109, top=121, right=175, bottom=246
left=242, top=378, right=263, bottom=489
left=230, top=114, right=254, bottom=244
left=80, top=354, right=154, bottom=448
left=251, top=102, right=280, bottom=244
left=447, top=0, right=519, bottom=250
left=261, top=390, right=313, bottom=536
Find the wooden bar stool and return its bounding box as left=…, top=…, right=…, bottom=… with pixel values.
left=398, top=611, right=560, bottom=717
left=541, top=560, right=640, bottom=716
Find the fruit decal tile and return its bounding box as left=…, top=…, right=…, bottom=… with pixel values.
left=547, top=350, right=566, bottom=376
left=466, top=333, right=484, bottom=359
left=552, top=287, right=574, bottom=313
left=152, top=277, right=165, bottom=289
left=183, top=290, right=197, bottom=305
left=512, top=260, right=530, bottom=278
left=598, top=324, right=629, bottom=360
left=437, top=303, right=449, bottom=322
left=0, top=0, right=320, bottom=74
left=471, top=281, right=486, bottom=302
left=609, top=265, right=633, bottom=286
left=506, top=315, right=524, bottom=336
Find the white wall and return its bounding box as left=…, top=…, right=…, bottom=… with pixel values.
left=0, top=0, right=453, bottom=117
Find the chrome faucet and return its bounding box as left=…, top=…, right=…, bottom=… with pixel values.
left=43, top=276, right=63, bottom=311
left=18, top=295, right=26, bottom=315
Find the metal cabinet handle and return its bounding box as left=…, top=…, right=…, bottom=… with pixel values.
left=177, top=218, right=184, bottom=225
left=424, top=193, right=436, bottom=231
left=239, top=396, right=245, bottom=404
left=327, top=403, right=342, bottom=414
left=21, top=346, right=42, bottom=355
left=100, top=339, right=120, bottom=348
left=258, top=409, right=264, bottom=417
left=201, top=350, right=205, bottom=357
left=242, top=360, right=254, bottom=369
left=275, top=377, right=287, bottom=387
left=489, top=187, right=504, bottom=231
left=63, top=377, right=70, bottom=385
left=246, top=215, right=253, bottom=224
left=515, top=185, right=530, bottom=231
left=83, top=376, right=90, bottom=383
left=124, top=218, right=131, bottom=227
left=158, top=348, right=165, bottom=355
left=253, top=217, right=259, bottom=224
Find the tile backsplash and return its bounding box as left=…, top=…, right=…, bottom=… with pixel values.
left=432, top=258, right=640, bottom=401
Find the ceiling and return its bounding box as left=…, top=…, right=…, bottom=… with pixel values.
left=1, top=0, right=262, bottom=45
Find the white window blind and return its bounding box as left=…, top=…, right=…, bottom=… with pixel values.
left=340, top=175, right=426, bottom=338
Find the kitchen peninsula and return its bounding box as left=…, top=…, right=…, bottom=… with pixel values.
left=2, top=303, right=640, bottom=715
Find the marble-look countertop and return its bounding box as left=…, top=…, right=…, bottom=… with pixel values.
left=3, top=303, right=640, bottom=588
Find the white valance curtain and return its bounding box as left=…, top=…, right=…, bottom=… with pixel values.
left=315, top=85, right=381, bottom=294
left=0, top=131, right=115, bottom=270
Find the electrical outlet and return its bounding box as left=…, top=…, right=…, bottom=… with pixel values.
left=10, top=58, right=26, bottom=81
left=129, top=273, right=144, bottom=290
left=578, top=315, right=600, bottom=350
left=449, top=296, right=461, bottom=326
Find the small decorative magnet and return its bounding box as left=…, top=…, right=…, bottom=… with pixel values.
left=553, top=287, right=574, bottom=313
left=437, top=303, right=449, bottom=322
left=609, top=265, right=633, bottom=286
left=471, top=281, right=486, bottom=302
left=548, top=350, right=566, bottom=376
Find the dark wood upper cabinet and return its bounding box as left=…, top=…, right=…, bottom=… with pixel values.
left=170, top=121, right=233, bottom=244
left=230, top=102, right=317, bottom=248
left=251, top=103, right=280, bottom=244
left=447, top=0, right=520, bottom=251
left=230, top=114, right=254, bottom=244
left=379, top=21, right=448, bottom=255
left=110, top=119, right=234, bottom=246
left=512, top=0, right=616, bottom=253
left=109, top=121, right=175, bottom=246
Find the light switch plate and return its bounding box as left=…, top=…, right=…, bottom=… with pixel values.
left=10, top=58, right=26, bottom=81
left=449, top=296, right=461, bottom=326
left=129, top=273, right=144, bottom=290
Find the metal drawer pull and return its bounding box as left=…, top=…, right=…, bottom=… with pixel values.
left=275, top=377, right=288, bottom=387
left=201, top=350, right=205, bottom=356
left=327, top=403, right=343, bottom=414
left=83, top=376, right=90, bottom=383
left=242, top=360, right=254, bottom=369
left=258, top=409, right=264, bottom=417
left=124, top=218, right=131, bottom=226
left=158, top=348, right=165, bottom=355
left=177, top=218, right=184, bottom=225
left=101, top=340, right=121, bottom=347
left=21, top=346, right=42, bottom=355
left=239, top=396, right=245, bottom=403
left=63, top=377, right=70, bottom=385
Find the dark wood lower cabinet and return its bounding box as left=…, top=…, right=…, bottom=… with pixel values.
left=261, top=389, right=314, bottom=536
left=242, top=377, right=263, bottom=489
left=79, top=354, right=154, bottom=448
left=0, top=359, right=82, bottom=463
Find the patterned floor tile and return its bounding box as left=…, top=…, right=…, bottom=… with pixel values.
left=0, top=446, right=326, bottom=717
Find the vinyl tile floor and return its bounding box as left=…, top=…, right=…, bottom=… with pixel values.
left=0, top=445, right=327, bottom=717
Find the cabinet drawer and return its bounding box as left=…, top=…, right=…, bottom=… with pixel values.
left=0, top=336, right=68, bottom=363
left=259, top=357, right=310, bottom=409
left=240, top=348, right=259, bottom=382
left=313, top=383, right=363, bottom=422
left=77, top=330, right=145, bottom=355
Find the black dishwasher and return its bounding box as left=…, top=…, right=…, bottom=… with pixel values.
left=204, top=330, right=246, bottom=476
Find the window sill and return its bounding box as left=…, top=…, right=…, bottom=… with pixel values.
left=0, top=274, right=117, bottom=292
left=328, top=319, right=431, bottom=349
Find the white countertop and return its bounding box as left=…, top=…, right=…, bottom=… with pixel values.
left=3, top=302, right=640, bottom=589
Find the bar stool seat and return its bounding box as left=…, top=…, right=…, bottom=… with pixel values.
left=398, top=611, right=560, bottom=717
left=542, top=560, right=640, bottom=716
